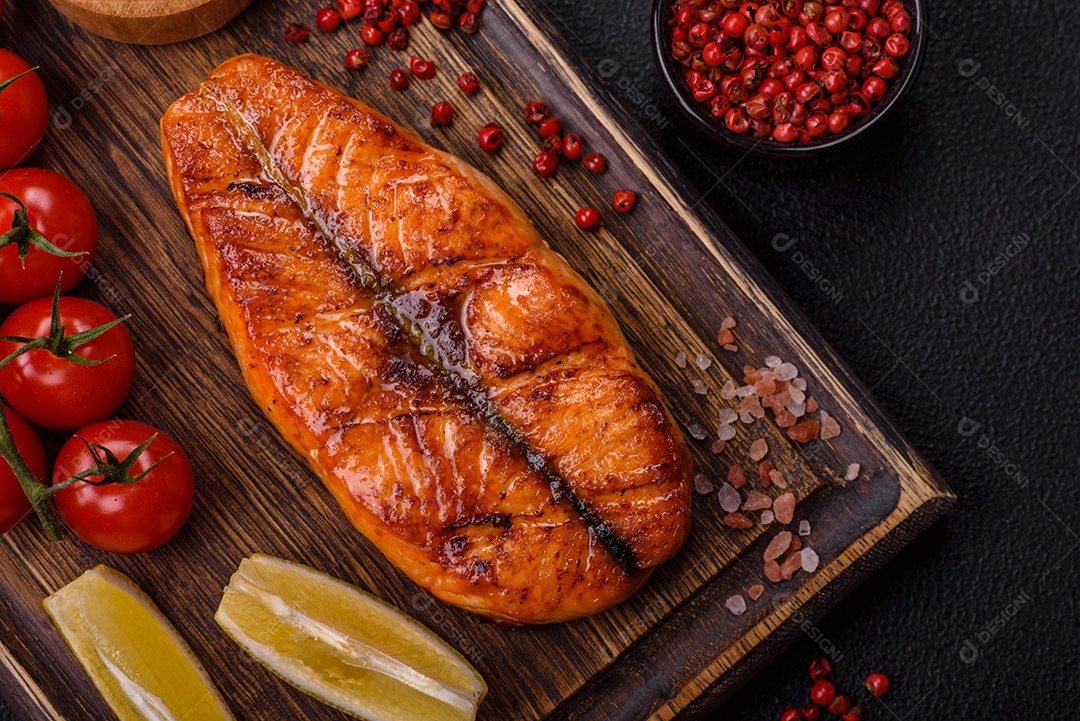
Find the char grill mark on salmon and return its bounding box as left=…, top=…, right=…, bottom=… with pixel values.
left=162, top=54, right=692, bottom=622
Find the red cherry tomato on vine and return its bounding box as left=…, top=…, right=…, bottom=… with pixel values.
left=0, top=49, right=48, bottom=171
left=0, top=296, right=135, bottom=430
left=0, top=407, right=46, bottom=534
left=0, top=168, right=98, bottom=305
left=52, top=421, right=194, bottom=553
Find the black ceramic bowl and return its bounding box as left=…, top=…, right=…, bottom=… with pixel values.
left=651, top=0, right=928, bottom=158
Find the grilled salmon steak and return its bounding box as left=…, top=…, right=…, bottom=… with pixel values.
left=162, top=55, right=691, bottom=623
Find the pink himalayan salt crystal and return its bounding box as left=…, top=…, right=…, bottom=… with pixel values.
left=820, top=410, right=841, bottom=440
left=739, top=410, right=755, bottom=425
left=685, top=419, right=709, bottom=440
left=773, top=492, right=795, bottom=524
left=788, top=384, right=806, bottom=405
left=710, top=439, right=726, bottom=454
left=693, top=473, right=714, bottom=495
left=760, top=509, right=774, bottom=525
left=780, top=551, right=802, bottom=580
left=725, top=594, right=747, bottom=615
left=728, top=465, right=748, bottom=489
left=787, top=400, right=806, bottom=417
left=764, top=530, right=793, bottom=561
left=787, top=419, right=820, bottom=443
left=765, top=355, right=782, bottom=368
left=798, top=519, right=811, bottom=536
left=758, top=460, right=775, bottom=487
left=788, top=534, right=801, bottom=552
left=792, top=377, right=807, bottom=391
left=748, top=584, right=765, bottom=601
left=723, top=344, right=738, bottom=352
left=775, top=362, right=798, bottom=381
left=769, top=469, right=788, bottom=489
left=692, top=379, right=708, bottom=395
left=743, top=490, right=772, bottom=511
left=721, top=316, right=737, bottom=330
left=717, top=327, right=736, bottom=345
left=723, top=512, right=754, bottom=529
left=764, top=559, right=782, bottom=583
left=695, top=353, right=712, bottom=370
left=675, top=351, right=688, bottom=369
left=719, top=408, right=738, bottom=425
left=749, top=438, right=768, bottom=461
left=721, top=380, right=737, bottom=399
left=718, top=483, right=741, bottom=513
left=801, top=547, right=820, bottom=573
left=845, top=463, right=861, bottom=481
left=805, top=395, right=819, bottom=413
left=717, top=424, right=736, bottom=441
left=774, top=408, right=797, bottom=428
left=735, top=384, right=757, bottom=397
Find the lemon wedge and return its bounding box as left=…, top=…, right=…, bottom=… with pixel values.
left=43, top=565, right=234, bottom=721
left=215, top=554, right=487, bottom=721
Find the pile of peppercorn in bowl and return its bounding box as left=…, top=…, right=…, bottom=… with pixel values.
left=652, top=0, right=927, bottom=158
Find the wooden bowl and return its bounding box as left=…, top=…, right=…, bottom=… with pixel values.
left=46, top=0, right=255, bottom=45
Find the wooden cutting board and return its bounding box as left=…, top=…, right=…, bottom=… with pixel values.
left=0, top=1, right=954, bottom=720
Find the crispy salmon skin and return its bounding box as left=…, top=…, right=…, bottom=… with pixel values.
left=162, top=55, right=691, bottom=623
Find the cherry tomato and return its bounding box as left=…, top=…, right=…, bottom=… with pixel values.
left=52, top=421, right=194, bottom=553
left=0, top=168, right=98, bottom=305
left=0, top=49, right=47, bottom=171
left=0, top=407, right=46, bottom=534
left=0, top=296, right=135, bottom=430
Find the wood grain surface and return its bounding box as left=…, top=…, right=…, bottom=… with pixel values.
left=0, top=0, right=954, bottom=719
left=45, top=0, right=254, bottom=45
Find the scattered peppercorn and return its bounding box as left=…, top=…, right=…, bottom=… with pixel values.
left=359, top=22, right=384, bottom=45
left=531, top=151, right=558, bottom=177
left=809, top=658, right=831, bottom=681
left=430, top=100, right=453, bottom=126
left=478, top=122, right=504, bottom=153
left=285, top=23, right=310, bottom=42
left=780, top=709, right=803, bottom=721
left=612, top=189, right=636, bottom=213
left=865, top=673, right=890, bottom=697
left=316, top=7, right=342, bottom=31
left=574, top=207, right=601, bottom=232
left=583, top=153, right=606, bottom=173
left=410, top=56, right=437, bottom=79
left=336, top=0, right=362, bottom=20
left=841, top=706, right=862, bottom=721
left=562, top=134, right=583, bottom=159
left=827, top=695, right=850, bottom=716
left=524, top=101, right=550, bottom=123
left=398, top=0, right=422, bottom=25
left=345, top=48, right=369, bottom=71
left=809, top=681, right=836, bottom=707
left=539, top=117, right=563, bottom=137
left=542, top=135, right=563, bottom=155
left=457, top=72, right=480, bottom=94
left=389, top=67, right=409, bottom=91
left=387, top=27, right=409, bottom=50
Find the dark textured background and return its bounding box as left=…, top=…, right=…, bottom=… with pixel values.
left=3, top=0, right=1079, bottom=718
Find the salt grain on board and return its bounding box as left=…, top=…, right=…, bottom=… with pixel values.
left=749, top=439, right=768, bottom=461
left=739, top=410, right=755, bottom=424
left=693, top=473, right=714, bottom=495
left=718, top=483, right=741, bottom=513
left=723, top=512, right=755, bottom=529
left=692, top=379, right=708, bottom=395
left=773, top=492, right=795, bottom=524
left=675, top=351, right=687, bottom=369
left=801, top=547, right=820, bottom=573
left=710, top=439, right=726, bottom=454
left=723, top=344, right=738, bottom=352
left=685, top=420, right=709, bottom=440
left=721, top=316, right=737, bottom=330
left=695, top=354, right=712, bottom=370
left=747, top=584, right=765, bottom=601
left=721, top=380, right=737, bottom=399
left=743, top=490, right=772, bottom=511
left=728, top=465, right=747, bottom=489
left=735, top=384, right=757, bottom=397
left=717, top=424, right=736, bottom=441
left=760, top=509, right=774, bottom=525
left=845, top=463, right=861, bottom=481
left=717, top=327, right=735, bottom=345
left=769, top=469, right=788, bottom=489
left=780, top=551, right=802, bottom=580
left=764, top=531, right=793, bottom=561
left=820, top=411, right=841, bottom=440
left=725, top=595, right=747, bottom=615
left=792, top=377, right=807, bottom=391
left=775, top=363, right=798, bottom=381
left=798, top=520, right=811, bottom=536
left=764, top=559, right=782, bottom=583
left=718, top=408, right=738, bottom=425
left=765, top=355, right=782, bottom=368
